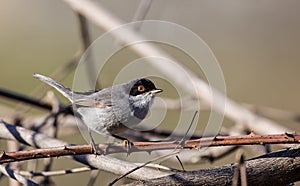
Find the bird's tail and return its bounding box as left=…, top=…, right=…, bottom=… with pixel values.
left=33, top=73, right=73, bottom=102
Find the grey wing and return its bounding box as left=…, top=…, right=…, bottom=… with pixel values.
left=73, top=89, right=112, bottom=108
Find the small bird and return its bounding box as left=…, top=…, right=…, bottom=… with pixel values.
left=33, top=74, right=162, bottom=154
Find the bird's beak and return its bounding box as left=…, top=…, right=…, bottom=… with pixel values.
left=150, top=89, right=163, bottom=94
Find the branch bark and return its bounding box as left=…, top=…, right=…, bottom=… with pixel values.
left=0, top=120, right=170, bottom=180
left=0, top=165, right=39, bottom=186
left=125, top=145, right=300, bottom=186
left=1, top=123, right=299, bottom=164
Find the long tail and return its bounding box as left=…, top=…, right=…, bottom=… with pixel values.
left=33, top=73, right=73, bottom=102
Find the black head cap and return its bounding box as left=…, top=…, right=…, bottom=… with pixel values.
left=129, top=78, right=162, bottom=96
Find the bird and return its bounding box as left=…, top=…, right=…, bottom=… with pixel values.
left=33, top=73, right=162, bottom=154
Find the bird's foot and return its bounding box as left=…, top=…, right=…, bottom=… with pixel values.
left=123, top=139, right=134, bottom=156
left=112, top=134, right=134, bottom=156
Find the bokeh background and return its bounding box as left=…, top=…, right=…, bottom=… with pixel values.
left=0, top=0, right=299, bottom=185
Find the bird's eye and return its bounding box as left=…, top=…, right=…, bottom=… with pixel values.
left=137, top=85, right=145, bottom=92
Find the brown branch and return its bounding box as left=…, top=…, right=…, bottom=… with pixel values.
left=1, top=119, right=299, bottom=184
left=1, top=132, right=299, bottom=164
left=0, top=120, right=171, bottom=180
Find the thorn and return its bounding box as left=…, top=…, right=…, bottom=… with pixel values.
left=213, top=136, right=223, bottom=141
left=285, top=132, right=295, bottom=139
left=249, top=130, right=255, bottom=136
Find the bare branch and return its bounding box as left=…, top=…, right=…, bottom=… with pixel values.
left=0, top=165, right=38, bottom=186
left=245, top=103, right=300, bottom=122
left=232, top=152, right=247, bottom=186
left=0, top=120, right=170, bottom=180
left=125, top=145, right=300, bottom=186
left=109, top=151, right=179, bottom=186
left=0, top=88, right=52, bottom=111
left=87, top=169, right=100, bottom=186
left=1, top=123, right=299, bottom=164
left=77, top=13, right=100, bottom=89
left=16, top=167, right=94, bottom=177
left=132, top=0, right=152, bottom=22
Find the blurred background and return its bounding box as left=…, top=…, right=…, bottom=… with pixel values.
left=0, top=0, right=299, bottom=185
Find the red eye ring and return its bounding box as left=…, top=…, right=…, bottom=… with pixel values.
left=137, top=85, right=145, bottom=92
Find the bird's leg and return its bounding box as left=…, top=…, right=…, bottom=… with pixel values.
left=112, top=134, right=134, bottom=155
left=88, top=128, right=103, bottom=155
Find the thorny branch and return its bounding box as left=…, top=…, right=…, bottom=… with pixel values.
left=1, top=0, right=299, bottom=185
left=0, top=119, right=299, bottom=164
left=0, top=120, right=171, bottom=181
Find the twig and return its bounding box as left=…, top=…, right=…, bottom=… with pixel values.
left=173, top=111, right=198, bottom=171
left=1, top=130, right=299, bottom=164
left=175, top=155, right=185, bottom=172
left=178, top=111, right=198, bottom=146
left=245, top=103, right=300, bottom=122
left=132, top=0, right=152, bottom=22
left=7, top=141, right=21, bottom=186
left=1, top=118, right=299, bottom=184
left=232, top=152, right=247, bottom=186
left=110, top=111, right=198, bottom=185
left=39, top=92, right=61, bottom=185
left=134, top=163, right=182, bottom=173
left=0, top=88, right=52, bottom=110
left=240, top=155, right=247, bottom=186
left=113, top=0, right=152, bottom=46
left=125, top=145, right=300, bottom=186
left=77, top=13, right=100, bottom=90
left=16, top=166, right=94, bottom=177
left=87, top=170, right=100, bottom=186
left=0, top=165, right=39, bottom=186
left=192, top=146, right=240, bottom=164
left=0, top=88, right=73, bottom=118
left=7, top=119, right=23, bottom=186
left=109, top=151, right=179, bottom=186
left=0, top=120, right=170, bottom=180
left=131, top=0, right=153, bottom=31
